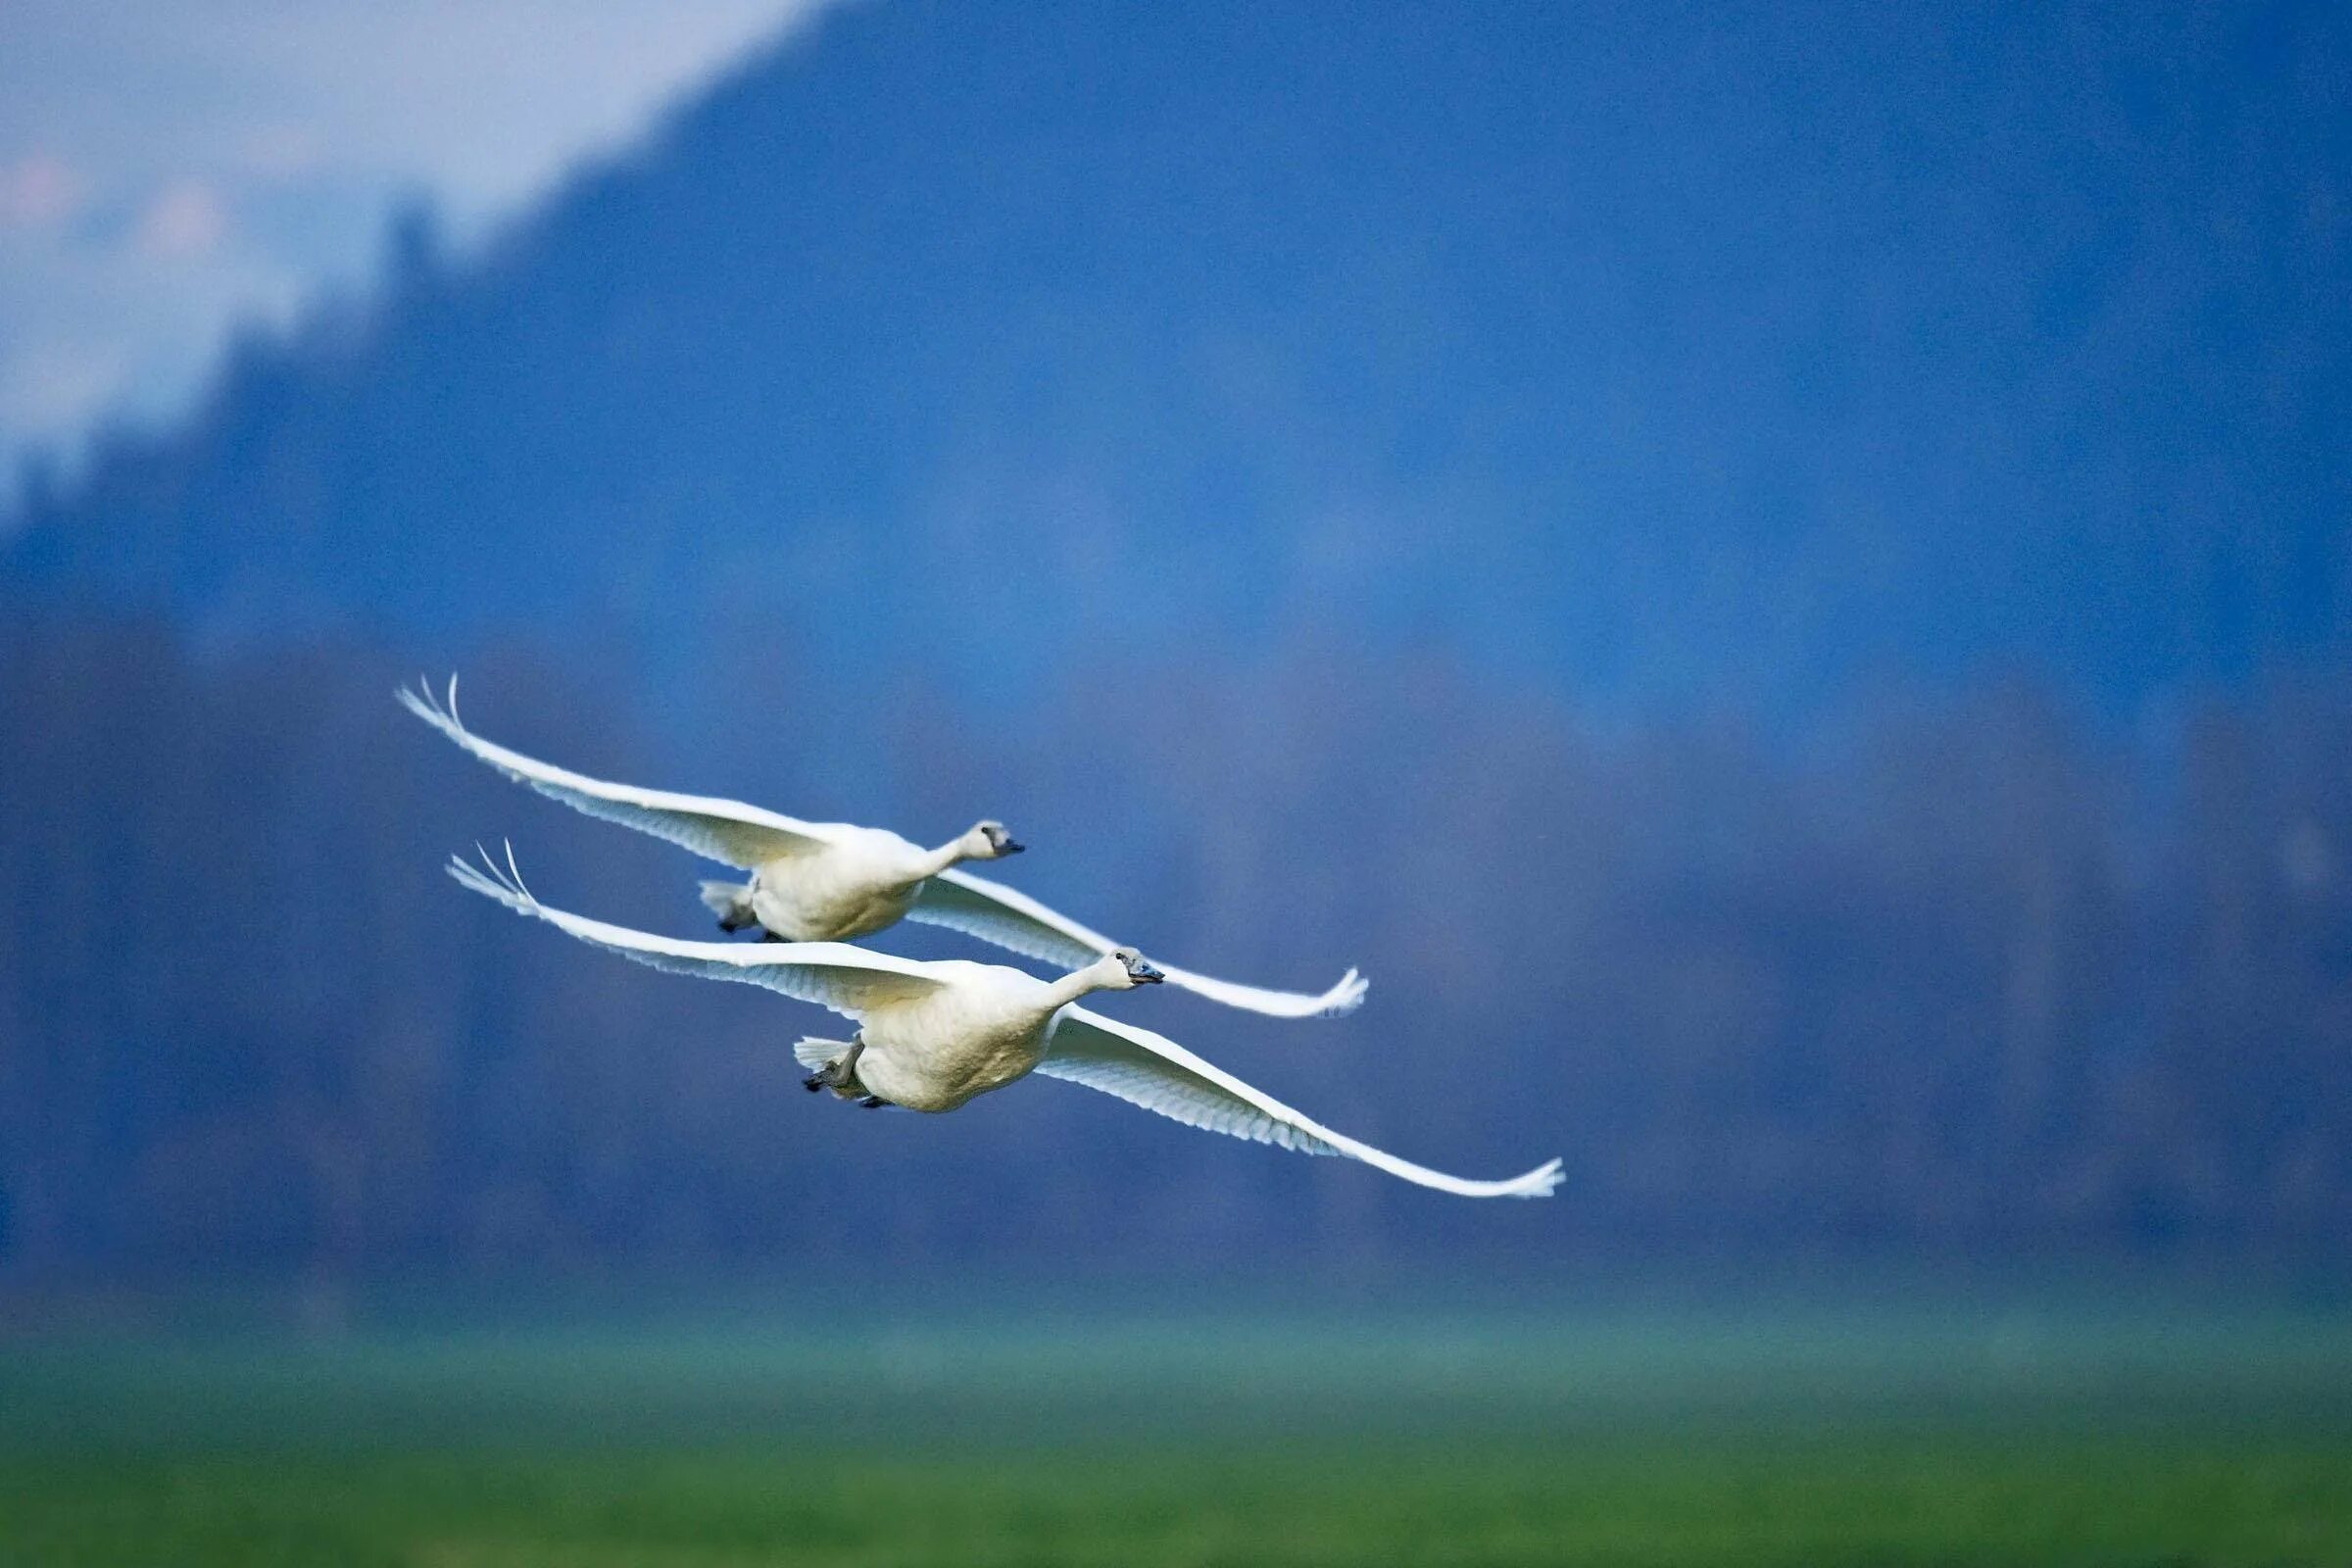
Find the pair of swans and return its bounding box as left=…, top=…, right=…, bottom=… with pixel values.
left=406, top=679, right=1559, bottom=1200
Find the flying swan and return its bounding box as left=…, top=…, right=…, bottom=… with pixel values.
left=449, top=846, right=1557, bottom=1200
left=401, top=677, right=1366, bottom=1019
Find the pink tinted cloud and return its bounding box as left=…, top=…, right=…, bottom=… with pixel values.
left=0, top=153, right=86, bottom=229
left=137, top=180, right=229, bottom=258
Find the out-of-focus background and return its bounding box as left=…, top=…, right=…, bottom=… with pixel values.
left=2, top=3, right=2349, bottom=1563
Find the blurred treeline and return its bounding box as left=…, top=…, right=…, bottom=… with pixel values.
left=4, top=607, right=2346, bottom=1284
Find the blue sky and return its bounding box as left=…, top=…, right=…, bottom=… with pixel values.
left=0, top=0, right=838, bottom=481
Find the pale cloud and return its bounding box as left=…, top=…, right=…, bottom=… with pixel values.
left=0, top=0, right=846, bottom=490
left=0, top=153, right=84, bottom=230
left=137, top=180, right=230, bottom=259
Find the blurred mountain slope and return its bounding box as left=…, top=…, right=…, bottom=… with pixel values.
left=6, top=0, right=2347, bottom=715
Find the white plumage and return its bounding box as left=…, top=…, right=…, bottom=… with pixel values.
left=402, top=676, right=1366, bottom=1019
left=450, top=846, right=1558, bottom=1200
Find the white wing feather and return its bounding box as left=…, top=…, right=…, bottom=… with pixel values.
left=401, top=676, right=835, bottom=868
left=1039, top=1006, right=1561, bottom=1199
left=913, top=869, right=1369, bottom=1019
left=448, top=845, right=940, bottom=1017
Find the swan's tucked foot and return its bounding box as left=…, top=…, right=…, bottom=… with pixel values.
left=759, top=929, right=786, bottom=943
left=858, top=1095, right=888, bottom=1108
left=801, top=1036, right=868, bottom=1100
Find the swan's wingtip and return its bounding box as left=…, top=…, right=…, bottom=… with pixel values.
left=444, top=840, right=540, bottom=915
left=1320, top=967, right=1371, bottom=1017
left=445, top=852, right=500, bottom=902
left=394, top=671, right=466, bottom=732
left=1519, top=1157, right=1565, bottom=1198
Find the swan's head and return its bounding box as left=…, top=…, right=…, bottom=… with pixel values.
left=1102, top=946, right=1164, bottom=989
left=963, top=819, right=1025, bottom=859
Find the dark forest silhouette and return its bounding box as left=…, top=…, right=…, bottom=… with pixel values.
left=3, top=611, right=2346, bottom=1282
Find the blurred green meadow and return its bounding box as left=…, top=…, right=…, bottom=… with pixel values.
left=4, top=1278, right=2350, bottom=1566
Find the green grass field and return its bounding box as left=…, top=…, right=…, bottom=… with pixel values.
left=4, top=1288, right=2349, bottom=1565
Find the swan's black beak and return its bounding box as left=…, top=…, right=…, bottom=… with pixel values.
left=999, top=839, right=1026, bottom=856
left=1131, top=960, right=1164, bottom=984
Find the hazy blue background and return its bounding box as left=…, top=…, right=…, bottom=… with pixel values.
left=2, top=0, right=2348, bottom=1298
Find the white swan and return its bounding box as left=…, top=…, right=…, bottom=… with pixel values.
left=449, top=846, right=1557, bottom=1200
left=400, top=677, right=1366, bottom=1019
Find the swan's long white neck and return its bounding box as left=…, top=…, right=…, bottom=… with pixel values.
left=1041, top=957, right=1125, bottom=1012
left=916, top=837, right=977, bottom=879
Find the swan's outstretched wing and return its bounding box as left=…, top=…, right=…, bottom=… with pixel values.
left=1038, top=1006, right=1560, bottom=1199
left=449, top=846, right=941, bottom=1017
left=912, top=869, right=1369, bottom=1019
left=401, top=676, right=835, bottom=868
left=1149, top=958, right=1368, bottom=1019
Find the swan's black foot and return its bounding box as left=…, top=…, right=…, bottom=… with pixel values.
left=759, top=929, right=786, bottom=943
left=858, top=1095, right=887, bottom=1109
left=808, top=1038, right=867, bottom=1099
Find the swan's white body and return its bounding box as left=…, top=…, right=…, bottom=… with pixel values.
left=402, top=678, right=1366, bottom=1018
left=450, top=849, right=1559, bottom=1198
left=736, top=824, right=956, bottom=944
left=842, top=957, right=1076, bottom=1112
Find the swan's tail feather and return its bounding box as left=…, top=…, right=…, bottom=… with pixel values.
left=700, top=879, right=760, bottom=932
left=792, top=1036, right=853, bottom=1071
